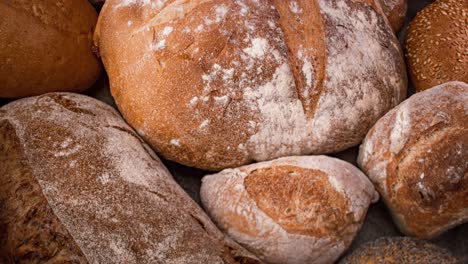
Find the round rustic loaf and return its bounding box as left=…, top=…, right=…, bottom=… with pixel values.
left=358, top=81, right=468, bottom=239
left=0, top=0, right=102, bottom=98
left=378, top=0, right=407, bottom=32
left=200, top=156, right=378, bottom=264
left=0, top=93, right=259, bottom=263
left=405, top=0, right=467, bottom=92
left=340, top=237, right=460, bottom=264
left=95, top=0, right=407, bottom=171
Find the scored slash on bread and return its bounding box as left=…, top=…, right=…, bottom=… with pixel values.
left=200, top=155, right=378, bottom=264
left=358, top=81, right=468, bottom=239
left=95, top=0, right=407, bottom=170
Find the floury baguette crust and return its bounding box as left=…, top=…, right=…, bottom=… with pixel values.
left=200, top=156, right=378, bottom=264
left=95, top=0, right=407, bottom=170
left=358, top=81, right=468, bottom=239
left=0, top=93, right=260, bottom=264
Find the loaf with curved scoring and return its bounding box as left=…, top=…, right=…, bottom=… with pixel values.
left=200, top=156, right=378, bottom=264
left=358, top=81, right=468, bottom=239
left=0, top=93, right=259, bottom=263
left=0, top=0, right=102, bottom=98
left=95, top=0, right=407, bottom=171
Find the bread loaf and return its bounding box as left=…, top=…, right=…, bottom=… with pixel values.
left=405, top=0, right=467, bottom=92
left=0, top=93, right=260, bottom=263
left=200, top=156, right=378, bottom=264
left=378, top=0, right=407, bottom=32
left=340, top=237, right=460, bottom=263
left=358, top=81, right=468, bottom=239
left=0, top=0, right=102, bottom=98
left=95, top=0, right=407, bottom=171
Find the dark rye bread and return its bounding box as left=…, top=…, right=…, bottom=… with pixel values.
left=340, top=237, right=460, bottom=264
left=0, top=93, right=260, bottom=264
left=95, top=0, right=407, bottom=171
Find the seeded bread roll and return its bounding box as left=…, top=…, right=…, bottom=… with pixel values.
left=0, top=93, right=259, bottom=264
left=95, top=0, right=407, bottom=171
left=0, top=0, right=102, bottom=98
left=358, top=81, right=468, bottom=239
left=200, top=156, right=378, bottom=264
left=405, top=0, right=467, bottom=92
left=378, top=0, right=407, bottom=32
left=340, top=237, right=460, bottom=264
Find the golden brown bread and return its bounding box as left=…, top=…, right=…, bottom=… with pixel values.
left=0, top=0, right=102, bottom=98
left=340, top=237, right=460, bottom=264
left=0, top=93, right=260, bottom=264
left=200, top=156, right=378, bottom=264
left=95, top=0, right=407, bottom=171
left=405, top=0, right=467, bottom=92
left=358, top=81, right=468, bottom=239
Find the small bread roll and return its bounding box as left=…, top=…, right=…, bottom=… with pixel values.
left=200, top=156, right=378, bottom=264
left=95, top=0, right=407, bottom=171
left=405, top=0, right=467, bottom=92
left=378, top=0, right=408, bottom=33
left=358, top=81, right=468, bottom=238
left=340, top=237, right=460, bottom=263
left=0, top=0, right=102, bottom=98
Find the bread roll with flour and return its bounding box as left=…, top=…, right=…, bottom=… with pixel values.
left=378, top=0, right=407, bottom=33
left=0, top=93, right=259, bottom=263
left=0, top=0, right=102, bottom=98
left=358, top=81, right=468, bottom=239
left=95, top=0, right=407, bottom=171
left=200, top=156, right=378, bottom=264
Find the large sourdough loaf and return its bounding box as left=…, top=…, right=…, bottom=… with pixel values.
left=0, top=0, right=102, bottom=98
left=0, top=93, right=260, bottom=263
left=358, top=81, right=468, bottom=239
left=200, top=156, right=378, bottom=264
left=95, top=0, right=407, bottom=171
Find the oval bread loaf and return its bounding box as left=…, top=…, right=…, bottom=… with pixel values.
left=0, top=93, right=260, bottom=264
left=95, top=0, right=407, bottom=171
left=200, top=156, right=378, bottom=264
left=0, top=0, right=102, bottom=98
left=340, top=237, right=460, bottom=264
left=378, top=0, right=407, bottom=33
left=405, top=0, right=467, bottom=92
left=358, top=81, right=468, bottom=239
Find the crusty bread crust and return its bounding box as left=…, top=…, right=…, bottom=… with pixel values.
left=358, top=81, right=468, bottom=238
left=340, top=237, right=460, bottom=263
left=201, top=155, right=378, bottom=264
left=0, top=0, right=102, bottom=98
left=378, top=0, right=407, bottom=33
left=405, top=0, right=467, bottom=92
left=0, top=93, right=260, bottom=263
left=95, top=0, right=407, bottom=170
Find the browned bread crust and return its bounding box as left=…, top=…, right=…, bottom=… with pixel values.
left=340, top=237, right=460, bottom=263
left=378, top=0, right=407, bottom=33
left=358, top=81, right=468, bottom=238
left=0, top=0, right=102, bottom=98
left=0, top=93, right=260, bottom=263
left=201, top=156, right=378, bottom=264
left=405, top=0, right=468, bottom=92
left=95, top=0, right=407, bottom=171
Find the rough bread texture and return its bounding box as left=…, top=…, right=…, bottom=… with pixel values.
left=200, top=156, right=378, bottom=264
left=95, top=0, right=407, bottom=171
left=358, top=81, right=468, bottom=239
left=378, top=0, right=407, bottom=32
left=340, top=237, right=460, bottom=264
left=0, top=0, right=102, bottom=98
left=0, top=93, right=260, bottom=264
left=405, top=0, right=467, bottom=92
